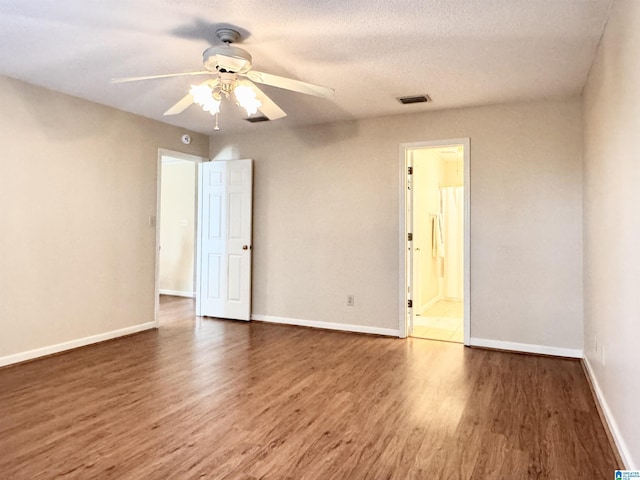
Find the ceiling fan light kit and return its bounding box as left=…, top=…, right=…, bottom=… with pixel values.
left=190, top=83, right=220, bottom=114
left=113, top=28, right=334, bottom=131
left=233, top=85, right=261, bottom=115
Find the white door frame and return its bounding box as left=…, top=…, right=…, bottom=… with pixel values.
left=398, top=138, right=471, bottom=345
left=155, top=148, right=207, bottom=327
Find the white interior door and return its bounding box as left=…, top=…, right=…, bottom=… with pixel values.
left=196, top=159, right=253, bottom=320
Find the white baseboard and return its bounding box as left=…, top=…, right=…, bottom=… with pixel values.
left=469, top=337, right=583, bottom=358
left=420, top=295, right=441, bottom=315
left=251, top=314, right=400, bottom=337
left=442, top=296, right=463, bottom=302
left=583, top=357, right=634, bottom=469
left=0, top=322, right=157, bottom=368
left=159, top=289, right=195, bottom=298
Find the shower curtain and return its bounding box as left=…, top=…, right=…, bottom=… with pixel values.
left=440, top=186, right=464, bottom=300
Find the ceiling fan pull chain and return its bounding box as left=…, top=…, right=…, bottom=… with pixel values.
left=214, top=112, right=220, bottom=131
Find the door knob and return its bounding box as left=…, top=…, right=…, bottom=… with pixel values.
left=242, top=245, right=250, bottom=250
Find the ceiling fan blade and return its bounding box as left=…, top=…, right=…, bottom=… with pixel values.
left=244, top=70, right=334, bottom=98
left=163, top=93, right=194, bottom=116
left=164, top=78, right=220, bottom=116
left=112, top=71, right=212, bottom=84
left=238, top=79, right=287, bottom=120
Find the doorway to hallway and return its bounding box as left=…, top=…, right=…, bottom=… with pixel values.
left=155, top=149, right=205, bottom=325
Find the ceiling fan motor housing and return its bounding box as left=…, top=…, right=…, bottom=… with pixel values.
left=202, top=45, right=253, bottom=74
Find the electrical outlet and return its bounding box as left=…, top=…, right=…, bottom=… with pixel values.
left=347, top=295, right=355, bottom=307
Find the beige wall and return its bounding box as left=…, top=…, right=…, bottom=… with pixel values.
left=159, top=159, right=196, bottom=295
left=0, top=75, right=208, bottom=360
left=210, top=97, right=584, bottom=349
left=583, top=0, right=640, bottom=468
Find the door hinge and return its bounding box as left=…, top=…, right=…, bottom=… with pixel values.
left=408, top=166, right=413, bottom=175
left=408, top=299, right=413, bottom=308
left=408, top=232, right=413, bottom=242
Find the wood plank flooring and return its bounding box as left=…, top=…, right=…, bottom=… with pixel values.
left=0, top=296, right=619, bottom=479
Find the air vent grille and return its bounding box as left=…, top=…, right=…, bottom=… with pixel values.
left=244, top=115, right=270, bottom=123
left=397, top=95, right=430, bottom=105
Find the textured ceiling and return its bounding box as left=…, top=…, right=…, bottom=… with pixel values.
left=0, top=0, right=612, bottom=135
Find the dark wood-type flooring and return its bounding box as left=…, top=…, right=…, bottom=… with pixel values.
left=0, top=296, right=619, bottom=479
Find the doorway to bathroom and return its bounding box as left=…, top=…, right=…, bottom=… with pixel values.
left=400, top=139, right=470, bottom=345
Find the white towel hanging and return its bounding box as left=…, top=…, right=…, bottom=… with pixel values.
left=431, top=213, right=445, bottom=259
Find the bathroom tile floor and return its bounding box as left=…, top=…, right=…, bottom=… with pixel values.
left=412, top=300, right=464, bottom=343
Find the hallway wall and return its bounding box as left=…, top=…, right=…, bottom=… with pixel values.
left=159, top=158, right=196, bottom=296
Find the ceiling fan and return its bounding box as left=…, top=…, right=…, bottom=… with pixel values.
left=113, top=28, right=334, bottom=128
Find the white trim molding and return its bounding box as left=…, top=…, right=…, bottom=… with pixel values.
left=159, top=289, right=195, bottom=298
left=251, top=314, right=400, bottom=337
left=0, top=322, right=156, bottom=368
left=583, top=357, right=634, bottom=469
left=469, top=337, right=583, bottom=359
